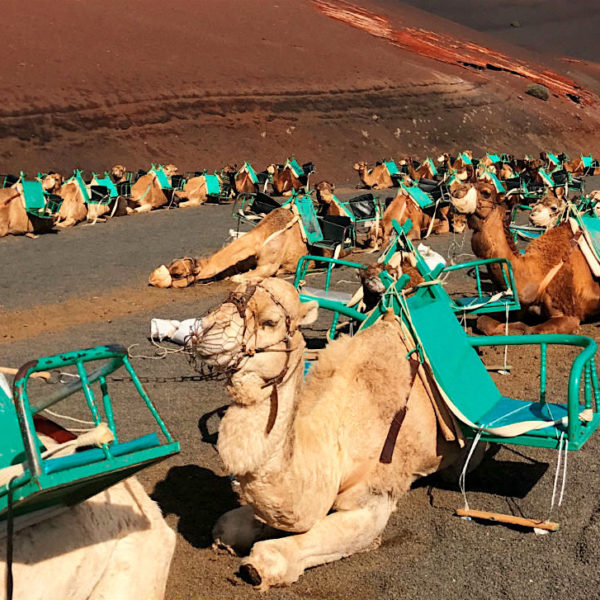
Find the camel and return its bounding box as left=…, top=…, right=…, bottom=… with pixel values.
left=149, top=207, right=308, bottom=287
left=55, top=174, right=88, bottom=228
left=353, top=161, right=394, bottom=189
left=563, top=156, right=600, bottom=177
left=222, top=164, right=260, bottom=196
left=529, top=187, right=566, bottom=229
left=0, top=174, right=62, bottom=237
left=190, top=278, right=461, bottom=589
left=1, top=477, right=175, bottom=600
left=450, top=181, right=600, bottom=334
left=0, top=378, right=175, bottom=600
left=128, top=164, right=178, bottom=213
left=267, top=164, right=302, bottom=196
left=174, top=173, right=225, bottom=208
left=109, top=164, right=128, bottom=183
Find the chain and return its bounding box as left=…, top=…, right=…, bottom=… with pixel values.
left=107, top=373, right=221, bottom=384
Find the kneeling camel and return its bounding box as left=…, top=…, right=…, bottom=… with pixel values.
left=191, top=278, right=461, bottom=589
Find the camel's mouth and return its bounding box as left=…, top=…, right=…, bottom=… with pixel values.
left=530, top=205, right=560, bottom=228
left=450, top=186, right=478, bottom=214
left=187, top=306, right=246, bottom=371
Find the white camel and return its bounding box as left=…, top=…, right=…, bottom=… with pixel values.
left=189, top=278, right=463, bottom=589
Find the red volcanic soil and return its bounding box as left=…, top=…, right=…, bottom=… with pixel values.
left=1, top=0, right=600, bottom=182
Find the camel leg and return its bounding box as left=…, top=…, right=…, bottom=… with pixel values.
left=213, top=505, right=278, bottom=556
left=229, top=238, right=287, bottom=284
left=476, top=315, right=529, bottom=336
left=134, top=204, right=153, bottom=214
left=240, top=495, right=394, bottom=590
left=525, top=316, right=580, bottom=334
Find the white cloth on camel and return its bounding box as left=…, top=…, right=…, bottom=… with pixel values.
left=150, top=318, right=201, bottom=345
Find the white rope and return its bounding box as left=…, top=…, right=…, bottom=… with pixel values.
left=459, top=431, right=482, bottom=512
left=424, top=199, right=440, bottom=239
left=501, top=302, right=509, bottom=374
left=546, top=432, right=566, bottom=522
left=42, top=409, right=94, bottom=427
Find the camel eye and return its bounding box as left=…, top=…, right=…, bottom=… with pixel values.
left=260, top=318, right=278, bottom=328
left=481, top=190, right=490, bottom=198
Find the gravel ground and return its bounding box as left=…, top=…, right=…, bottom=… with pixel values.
left=1, top=195, right=600, bottom=600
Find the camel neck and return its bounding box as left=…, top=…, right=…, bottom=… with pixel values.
left=218, top=338, right=305, bottom=478
left=470, top=204, right=520, bottom=263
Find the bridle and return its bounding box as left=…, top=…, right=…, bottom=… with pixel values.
left=197, top=284, right=302, bottom=435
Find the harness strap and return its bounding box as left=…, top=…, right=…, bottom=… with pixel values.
left=0, top=190, right=23, bottom=209
left=379, top=357, right=420, bottom=464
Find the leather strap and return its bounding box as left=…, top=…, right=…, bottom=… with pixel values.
left=379, top=357, right=420, bottom=464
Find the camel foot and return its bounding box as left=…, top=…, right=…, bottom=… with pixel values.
left=25, top=232, right=39, bottom=239
left=476, top=315, right=528, bottom=336
left=240, top=540, right=302, bottom=591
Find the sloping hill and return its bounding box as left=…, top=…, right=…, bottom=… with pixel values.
left=1, top=0, right=599, bottom=182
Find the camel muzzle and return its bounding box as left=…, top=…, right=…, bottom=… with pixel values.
left=450, top=186, right=478, bottom=214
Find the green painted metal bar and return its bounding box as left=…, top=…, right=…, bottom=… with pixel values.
left=540, top=343, right=547, bottom=404
left=294, top=255, right=366, bottom=288
left=475, top=265, right=482, bottom=297
left=469, top=334, right=597, bottom=446
left=123, top=356, right=174, bottom=443
left=75, top=360, right=102, bottom=426
left=585, top=363, right=592, bottom=412
left=99, top=376, right=118, bottom=442
left=591, top=358, right=600, bottom=407
left=328, top=312, right=341, bottom=340
left=299, top=294, right=366, bottom=322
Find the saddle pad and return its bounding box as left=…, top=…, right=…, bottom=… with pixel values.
left=538, top=168, right=554, bottom=187
left=459, top=153, right=472, bottom=165
left=570, top=216, right=600, bottom=277
left=546, top=152, right=560, bottom=166
left=424, top=158, right=438, bottom=176
left=287, top=158, right=304, bottom=178
left=294, top=194, right=323, bottom=244
left=487, top=153, right=501, bottom=164
left=152, top=166, right=172, bottom=190
left=402, top=184, right=434, bottom=209
left=72, top=170, right=91, bottom=204
left=582, top=155, right=594, bottom=169
left=243, top=162, right=259, bottom=185
left=205, top=174, right=221, bottom=196
left=487, top=171, right=506, bottom=193
left=20, top=179, right=46, bottom=212
left=93, top=175, right=118, bottom=198
left=384, top=160, right=399, bottom=176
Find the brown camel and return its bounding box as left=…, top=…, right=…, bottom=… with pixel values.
left=0, top=174, right=62, bottom=237
left=174, top=173, right=224, bottom=208
left=529, top=187, right=566, bottom=229
left=267, top=163, right=303, bottom=196
left=55, top=174, right=88, bottom=228
left=149, top=208, right=308, bottom=287
left=450, top=181, right=600, bottom=334
left=190, top=278, right=461, bottom=589
left=110, top=164, right=128, bottom=183
left=222, top=164, right=259, bottom=196
left=371, top=187, right=450, bottom=247
left=353, top=161, right=394, bottom=189
left=128, top=164, right=178, bottom=213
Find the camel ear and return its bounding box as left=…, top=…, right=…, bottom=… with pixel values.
left=299, top=300, right=319, bottom=326
left=556, top=186, right=565, bottom=198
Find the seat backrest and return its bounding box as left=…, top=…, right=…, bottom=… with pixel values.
left=407, top=292, right=502, bottom=423
left=343, top=193, right=377, bottom=219
left=0, top=379, right=29, bottom=469
left=317, top=215, right=352, bottom=244
left=20, top=178, right=46, bottom=211
left=294, top=194, right=323, bottom=244
left=204, top=174, right=221, bottom=195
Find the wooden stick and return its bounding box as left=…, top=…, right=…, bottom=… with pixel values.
left=456, top=508, right=559, bottom=531
left=485, top=364, right=512, bottom=372
left=0, top=367, right=51, bottom=382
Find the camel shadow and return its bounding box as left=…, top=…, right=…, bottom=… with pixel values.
left=417, top=445, right=549, bottom=499
left=151, top=464, right=238, bottom=549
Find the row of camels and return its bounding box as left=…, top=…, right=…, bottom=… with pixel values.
left=0, top=161, right=312, bottom=237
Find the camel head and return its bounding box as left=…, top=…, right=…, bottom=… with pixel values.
left=187, top=279, right=318, bottom=384
left=110, top=165, right=127, bottom=182
left=353, top=161, right=368, bottom=173
left=314, top=180, right=335, bottom=204
left=163, top=164, right=179, bottom=177
left=450, top=181, right=500, bottom=217
left=148, top=257, right=201, bottom=288
left=41, top=172, right=64, bottom=193
left=450, top=210, right=468, bottom=234
left=529, top=188, right=566, bottom=228
left=266, top=164, right=277, bottom=175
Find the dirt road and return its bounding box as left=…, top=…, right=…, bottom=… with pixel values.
left=2, top=200, right=600, bottom=599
